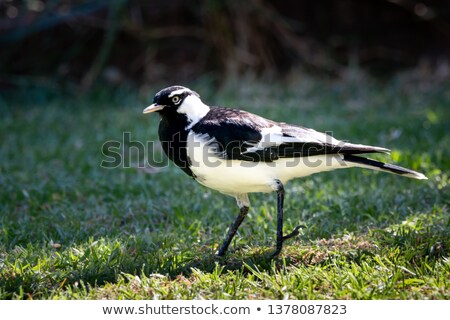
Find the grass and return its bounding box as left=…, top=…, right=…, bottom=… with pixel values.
left=0, top=77, right=449, bottom=299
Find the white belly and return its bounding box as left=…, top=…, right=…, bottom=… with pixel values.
left=187, top=132, right=356, bottom=196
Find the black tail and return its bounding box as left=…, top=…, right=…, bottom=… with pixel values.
left=343, top=155, right=427, bottom=180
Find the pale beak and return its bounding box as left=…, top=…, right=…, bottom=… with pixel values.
left=143, top=103, right=165, bottom=114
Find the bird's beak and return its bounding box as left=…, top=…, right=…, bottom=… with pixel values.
left=143, top=103, right=165, bottom=114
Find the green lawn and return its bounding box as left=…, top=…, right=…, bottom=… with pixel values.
left=0, top=78, right=449, bottom=299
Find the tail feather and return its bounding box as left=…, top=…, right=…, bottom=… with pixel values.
left=343, top=154, right=427, bottom=180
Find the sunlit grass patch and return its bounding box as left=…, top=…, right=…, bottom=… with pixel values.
left=0, top=80, right=449, bottom=299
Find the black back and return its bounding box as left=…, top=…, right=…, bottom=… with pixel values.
left=192, top=107, right=388, bottom=162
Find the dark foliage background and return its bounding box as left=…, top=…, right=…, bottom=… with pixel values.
left=1, top=0, right=450, bottom=90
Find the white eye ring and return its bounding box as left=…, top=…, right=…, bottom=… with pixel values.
left=172, top=96, right=180, bottom=104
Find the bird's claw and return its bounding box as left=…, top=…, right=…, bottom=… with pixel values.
left=281, top=225, right=304, bottom=242
left=271, top=225, right=304, bottom=257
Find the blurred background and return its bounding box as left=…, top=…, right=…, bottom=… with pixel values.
left=1, top=0, right=450, bottom=92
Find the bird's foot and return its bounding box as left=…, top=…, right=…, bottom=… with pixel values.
left=282, top=225, right=304, bottom=242
left=216, top=247, right=226, bottom=257
left=271, top=225, right=304, bottom=258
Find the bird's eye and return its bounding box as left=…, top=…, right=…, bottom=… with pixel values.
left=172, top=96, right=180, bottom=104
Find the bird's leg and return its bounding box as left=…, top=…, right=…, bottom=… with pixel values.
left=217, top=206, right=248, bottom=256
left=217, top=194, right=250, bottom=257
left=272, top=180, right=301, bottom=257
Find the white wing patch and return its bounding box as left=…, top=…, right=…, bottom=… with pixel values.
left=243, top=125, right=342, bottom=154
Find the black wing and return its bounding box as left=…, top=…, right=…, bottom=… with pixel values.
left=191, top=107, right=389, bottom=162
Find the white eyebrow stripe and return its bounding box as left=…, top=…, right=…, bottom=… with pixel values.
left=168, top=88, right=190, bottom=98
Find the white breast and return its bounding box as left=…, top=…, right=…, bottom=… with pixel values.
left=186, top=132, right=357, bottom=196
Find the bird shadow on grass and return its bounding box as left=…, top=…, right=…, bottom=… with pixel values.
left=171, top=247, right=280, bottom=276
left=160, top=239, right=377, bottom=279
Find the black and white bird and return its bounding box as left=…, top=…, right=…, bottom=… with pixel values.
left=143, top=85, right=427, bottom=257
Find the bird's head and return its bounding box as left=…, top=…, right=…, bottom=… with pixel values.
left=143, top=86, right=210, bottom=126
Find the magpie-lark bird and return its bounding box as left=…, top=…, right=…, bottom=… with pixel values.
left=143, top=85, right=427, bottom=257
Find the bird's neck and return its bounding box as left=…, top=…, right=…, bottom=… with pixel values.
left=176, top=95, right=210, bottom=129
